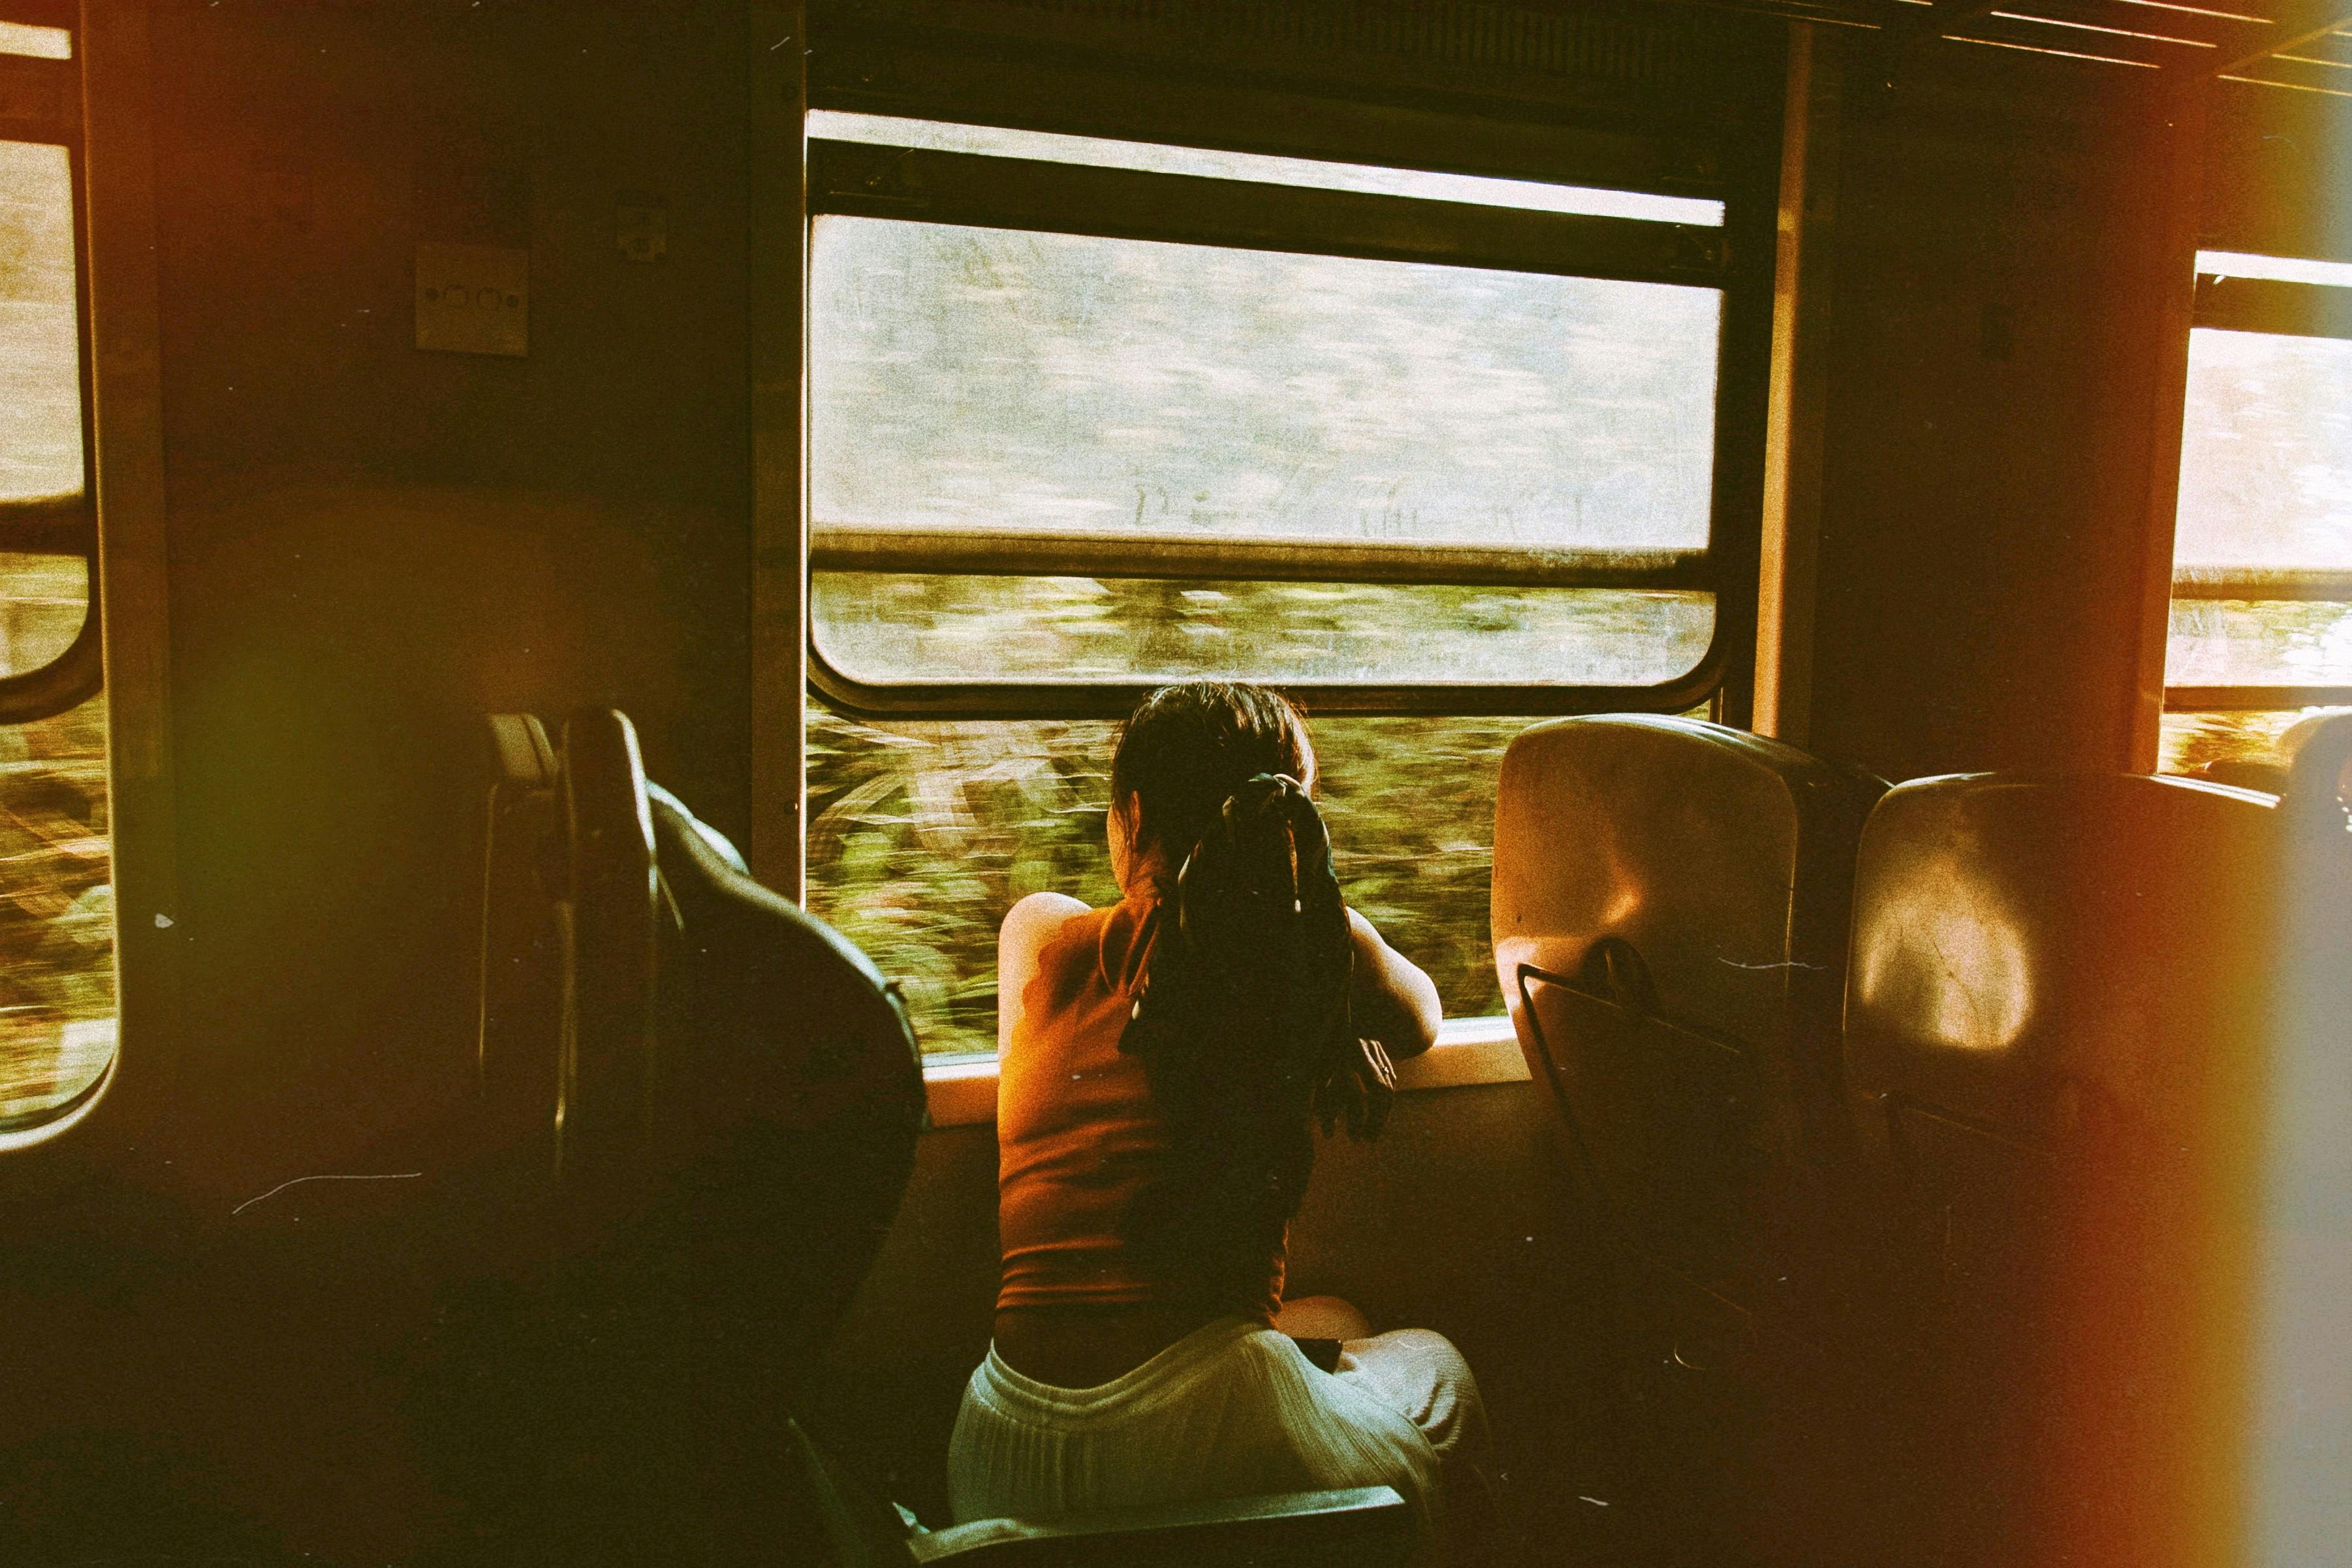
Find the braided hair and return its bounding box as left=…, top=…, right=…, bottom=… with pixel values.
left=1110, top=683, right=1392, bottom=1306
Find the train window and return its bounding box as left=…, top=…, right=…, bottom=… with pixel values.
left=0, top=18, right=69, bottom=58
left=799, top=110, right=1739, bottom=1048
left=802, top=110, right=1748, bottom=1056
left=2159, top=249, right=2352, bottom=774
left=804, top=110, right=1733, bottom=718
left=0, top=50, right=116, bottom=1130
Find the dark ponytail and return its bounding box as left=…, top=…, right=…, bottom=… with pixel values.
left=1110, top=683, right=1385, bottom=1304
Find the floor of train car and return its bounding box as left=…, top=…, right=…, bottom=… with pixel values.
left=4, top=1027, right=1751, bottom=1567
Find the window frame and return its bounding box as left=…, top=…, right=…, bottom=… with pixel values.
left=800, top=123, right=1772, bottom=720
left=1, top=0, right=180, bottom=1164
left=0, top=25, right=102, bottom=726
left=2165, top=258, right=2352, bottom=715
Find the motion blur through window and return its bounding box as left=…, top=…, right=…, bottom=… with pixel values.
left=0, top=25, right=115, bottom=1130
left=800, top=112, right=1739, bottom=1054
left=2159, top=250, right=2352, bottom=777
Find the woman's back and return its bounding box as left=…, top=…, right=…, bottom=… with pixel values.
left=996, top=885, right=1285, bottom=1330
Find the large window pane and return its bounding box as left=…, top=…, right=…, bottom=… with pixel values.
left=2173, top=328, right=2351, bottom=576
left=0, top=690, right=112, bottom=1125
left=2163, top=310, right=2351, bottom=736
left=809, top=216, right=1721, bottom=689
left=812, top=218, right=1719, bottom=549
left=805, top=700, right=1524, bottom=1056
left=0, top=138, right=84, bottom=507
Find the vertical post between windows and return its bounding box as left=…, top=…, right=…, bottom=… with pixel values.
left=1755, top=20, right=1840, bottom=747
left=749, top=0, right=808, bottom=898
left=2128, top=91, right=2206, bottom=774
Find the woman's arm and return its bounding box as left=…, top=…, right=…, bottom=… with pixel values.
left=998, top=891, right=1089, bottom=1052
left=1346, top=908, right=1442, bottom=1059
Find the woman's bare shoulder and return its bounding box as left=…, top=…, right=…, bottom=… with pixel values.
left=997, top=892, right=1100, bottom=1056
left=1002, top=890, right=1092, bottom=947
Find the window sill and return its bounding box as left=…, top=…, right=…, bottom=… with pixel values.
left=920, top=1014, right=1529, bottom=1129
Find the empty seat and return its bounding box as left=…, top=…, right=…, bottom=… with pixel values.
left=1492, top=714, right=1886, bottom=1563
left=1842, top=770, right=2304, bottom=1568
left=1492, top=715, right=1884, bottom=1321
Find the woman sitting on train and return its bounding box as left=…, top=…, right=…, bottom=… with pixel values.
left=948, top=679, right=1492, bottom=1551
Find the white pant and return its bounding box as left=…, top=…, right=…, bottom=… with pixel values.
left=948, top=1315, right=1484, bottom=1538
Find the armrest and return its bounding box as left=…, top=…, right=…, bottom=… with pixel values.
left=909, top=1486, right=1413, bottom=1568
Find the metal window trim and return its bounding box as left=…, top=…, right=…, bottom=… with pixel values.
left=1, top=0, right=178, bottom=1171
left=2169, top=568, right=2352, bottom=601
left=809, top=139, right=1728, bottom=285
left=807, top=631, right=1730, bottom=721
left=2164, top=684, right=2352, bottom=711
left=805, top=526, right=1712, bottom=591
left=0, top=48, right=80, bottom=146
left=2191, top=274, right=2352, bottom=341
left=804, top=43, right=1733, bottom=207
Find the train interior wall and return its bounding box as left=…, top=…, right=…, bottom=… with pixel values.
left=3, top=1, right=2342, bottom=1561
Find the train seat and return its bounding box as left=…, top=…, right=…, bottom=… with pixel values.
left=1490, top=714, right=1887, bottom=1563
left=1491, top=715, right=1885, bottom=1323
left=1841, top=769, right=2311, bottom=1567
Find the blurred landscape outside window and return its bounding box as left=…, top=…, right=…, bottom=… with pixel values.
left=806, top=702, right=1531, bottom=1058
left=801, top=121, right=1729, bottom=1054
left=2159, top=253, right=2352, bottom=777
left=1, top=133, right=114, bottom=1125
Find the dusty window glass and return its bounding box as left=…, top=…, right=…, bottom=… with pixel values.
left=805, top=701, right=1528, bottom=1057
left=0, top=20, right=71, bottom=60
left=1, top=133, right=114, bottom=1129
left=1, top=139, right=84, bottom=509
left=2165, top=319, right=2352, bottom=691
left=808, top=217, right=1721, bottom=689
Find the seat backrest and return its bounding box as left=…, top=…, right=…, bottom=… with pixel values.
left=1842, top=771, right=2291, bottom=1568
left=1491, top=715, right=1883, bottom=1303
left=551, top=707, right=926, bottom=1355
left=421, top=709, right=925, bottom=1565
left=1844, top=772, right=2279, bottom=1210
left=640, top=769, right=928, bottom=1370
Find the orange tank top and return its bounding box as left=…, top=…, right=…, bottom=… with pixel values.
left=994, top=890, right=1286, bottom=1321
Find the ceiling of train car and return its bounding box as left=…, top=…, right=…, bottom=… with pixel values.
left=819, top=0, right=2347, bottom=103
left=1661, top=0, right=2351, bottom=94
